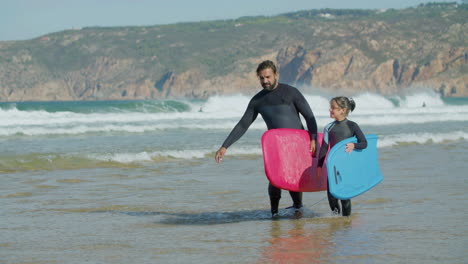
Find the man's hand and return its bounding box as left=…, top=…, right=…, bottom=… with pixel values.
left=215, top=147, right=227, bottom=163
left=310, top=139, right=316, bottom=156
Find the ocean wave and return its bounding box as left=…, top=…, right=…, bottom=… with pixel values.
left=0, top=122, right=267, bottom=136
left=0, top=100, right=193, bottom=114
left=348, top=111, right=468, bottom=126
left=91, top=147, right=262, bottom=163
left=0, top=147, right=264, bottom=169
left=2, top=112, right=468, bottom=136
left=1, top=130, right=464, bottom=170
left=1, top=92, right=467, bottom=137
left=0, top=153, right=140, bottom=173
left=378, top=131, right=468, bottom=147
left=90, top=131, right=467, bottom=164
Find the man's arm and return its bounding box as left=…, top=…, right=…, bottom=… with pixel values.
left=215, top=101, right=258, bottom=163
left=292, top=88, right=318, bottom=153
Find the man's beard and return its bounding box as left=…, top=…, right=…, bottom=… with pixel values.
left=262, top=80, right=277, bottom=90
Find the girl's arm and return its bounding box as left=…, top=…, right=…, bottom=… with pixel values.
left=351, top=121, right=367, bottom=150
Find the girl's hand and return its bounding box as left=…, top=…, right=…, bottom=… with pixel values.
left=345, top=143, right=355, bottom=153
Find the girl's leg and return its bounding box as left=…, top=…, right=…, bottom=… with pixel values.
left=341, top=199, right=351, bottom=216
left=327, top=179, right=340, bottom=214
left=327, top=189, right=340, bottom=214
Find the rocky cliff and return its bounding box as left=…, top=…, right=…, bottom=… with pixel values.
left=0, top=3, right=466, bottom=101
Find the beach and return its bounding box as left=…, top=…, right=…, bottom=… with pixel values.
left=1, top=92, right=467, bottom=263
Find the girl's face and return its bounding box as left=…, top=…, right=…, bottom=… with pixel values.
left=329, top=100, right=346, bottom=121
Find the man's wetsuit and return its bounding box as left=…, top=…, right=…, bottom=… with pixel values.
left=221, top=83, right=317, bottom=215
left=318, top=119, right=367, bottom=216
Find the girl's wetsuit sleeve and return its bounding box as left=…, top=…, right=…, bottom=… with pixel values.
left=221, top=100, right=258, bottom=149
left=350, top=121, right=367, bottom=150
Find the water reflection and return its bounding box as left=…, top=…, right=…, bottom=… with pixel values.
left=257, top=218, right=353, bottom=264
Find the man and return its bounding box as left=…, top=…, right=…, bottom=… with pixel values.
left=215, top=60, right=318, bottom=218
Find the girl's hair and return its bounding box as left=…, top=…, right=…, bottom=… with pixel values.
left=331, top=96, right=356, bottom=116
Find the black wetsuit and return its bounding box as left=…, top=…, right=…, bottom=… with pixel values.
left=318, top=119, right=367, bottom=216
left=221, top=83, right=317, bottom=215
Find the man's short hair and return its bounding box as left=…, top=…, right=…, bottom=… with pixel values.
left=256, top=60, right=277, bottom=76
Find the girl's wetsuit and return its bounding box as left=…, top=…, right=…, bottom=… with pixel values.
left=318, top=119, right=367, bottom=216
left=221, top=83, right=317, bottom=215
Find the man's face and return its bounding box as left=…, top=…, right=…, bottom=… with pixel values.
left=258, top=68, right=278, bottom=90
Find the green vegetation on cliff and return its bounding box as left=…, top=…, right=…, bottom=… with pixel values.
left=0, top=3, right=466, bottom=100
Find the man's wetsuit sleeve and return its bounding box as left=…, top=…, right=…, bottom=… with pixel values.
left=351, top=122, right=367, bottom=150
left=221, top=101, right=258, bottom=149
left=292, top=88, right=317, bottom=139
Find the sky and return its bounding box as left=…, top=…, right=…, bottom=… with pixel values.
left=0, top=0, right=461, bottom=41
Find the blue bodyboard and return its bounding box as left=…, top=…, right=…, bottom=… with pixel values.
left=325, top=134, right=383, bottom=200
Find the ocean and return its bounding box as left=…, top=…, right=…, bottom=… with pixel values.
left=1, top=91, right=467, bottom=263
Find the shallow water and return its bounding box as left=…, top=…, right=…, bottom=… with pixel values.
left=1, top=95, right=467, bottom=263
left=1, top=141, right=467, bottom=264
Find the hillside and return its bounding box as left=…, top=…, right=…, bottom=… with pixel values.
left=0, top=2, right=466, bottom=101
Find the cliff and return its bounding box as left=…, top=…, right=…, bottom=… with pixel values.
left=0, top=3, right=466, bottom=101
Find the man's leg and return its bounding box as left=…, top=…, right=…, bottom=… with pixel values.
left=289, top=191, right=303, bottom=209
left=268, top=183, right=281, bottom=216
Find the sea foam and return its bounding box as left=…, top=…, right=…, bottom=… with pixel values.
left=1, top=92, right=466, bottom=137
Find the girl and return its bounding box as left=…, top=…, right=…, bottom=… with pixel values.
left=318, top=96, right=367, bottom=216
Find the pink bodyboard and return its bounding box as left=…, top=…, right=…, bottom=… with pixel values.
left=261, top=128, right=326, bottom=192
